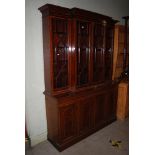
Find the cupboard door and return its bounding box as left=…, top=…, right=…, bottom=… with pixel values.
left=59, top=104, right=77, bottom=142
left=52, top=18, right=69, bottom=89
left=78, top=98, right=94, bottom=135
left=77, top=21, right=90, bottom=86
left=104, top=90, right=117, bottom=121
left=105, top=25, right=114, bottom=80
left=95, top=94, right=106, bottom=127
left=93, top=23, right=106, bottom=82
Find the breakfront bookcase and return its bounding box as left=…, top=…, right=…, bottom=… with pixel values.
left=39, top=4, right=118, bottom=151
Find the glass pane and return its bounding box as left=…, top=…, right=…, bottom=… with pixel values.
left=52, top=18, right=69, bottom=89
left=77, top=21, right=89, bottom=86
left=105, top=26, right=113, bottom=80
left=93, top=24, right=105, bottom=82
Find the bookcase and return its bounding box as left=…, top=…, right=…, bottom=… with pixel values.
left=39, top=4, right=118, bottom=151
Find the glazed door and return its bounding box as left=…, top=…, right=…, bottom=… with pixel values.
left=93, top=23, right=106, bottom=83
left=52, top=18, right=70, bottom=90
left=76, top=21, right=90, bottom=87
left=59, top=103, right=77, bottom=143
left=105, top=25, right=114, bottom=80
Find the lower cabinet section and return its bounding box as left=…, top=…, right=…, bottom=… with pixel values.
left=46, top=84, right=118, bottom=151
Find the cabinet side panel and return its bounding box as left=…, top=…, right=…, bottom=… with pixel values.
left=42, top=17, right=52, bottom=93
left=125, top=84, right=129, bottom=117
left=116, top=82, right=128, bottom=120
left=45, top=96, right=58, bottom=142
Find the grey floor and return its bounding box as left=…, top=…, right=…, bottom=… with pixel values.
left=26, top=118, right=129, bottom=155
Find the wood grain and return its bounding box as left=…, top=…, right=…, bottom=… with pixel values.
left=117, top=82, right=129, bottom=120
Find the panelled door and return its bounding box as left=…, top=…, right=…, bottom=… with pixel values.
left=104, top=89, right=117, bottom=121
left=95, top=88, right=117, bottom=127
left=59, top=103, right=77, bottom=143
left=95, top=93, right=106, bottom=127
left=78, top=97, right=94, bottom=135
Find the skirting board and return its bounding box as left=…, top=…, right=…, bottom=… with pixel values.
left=30, top=131, right=47, bottom=147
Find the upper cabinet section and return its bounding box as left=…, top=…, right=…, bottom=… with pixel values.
left=39, top=4, right=117, bottom=96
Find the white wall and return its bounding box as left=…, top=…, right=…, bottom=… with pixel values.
left=25, top=0, right=129, bottom=146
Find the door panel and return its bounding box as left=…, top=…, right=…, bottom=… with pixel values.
left=59, top=103, right=77, bottom=142
left=95, top=88, right=116, bottom=127
left=78, top=98, right=94, bottom=134
left=95, top=94, right=106, bottom=126
left=104, top=90, right=117, bottom=121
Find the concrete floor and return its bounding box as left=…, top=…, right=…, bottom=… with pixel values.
left=26, top=118, right=129, bottom=155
